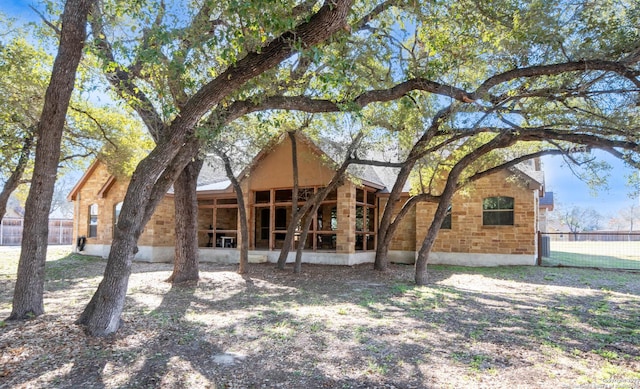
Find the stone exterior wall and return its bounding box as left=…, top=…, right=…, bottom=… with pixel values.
left=381, top=196, right=417, bottom=251
left=72, top=149, right=541, bottom=265
left=145, top=196, right=176, bottom=247
left=336, top=182, right=355, bottom=253
left=413, top=170, right=537, bottom=256
left=71, top=162, right=175, bottom=249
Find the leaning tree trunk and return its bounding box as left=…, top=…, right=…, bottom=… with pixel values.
left=277, top=131, right=300, bottom=270
left=0, top=134, right=33, bottom=225
left=374, top=107, right=452, bottom=270
left=292, top=146, right=363, bottom=273
left=219, top=151, right=249, bottom=274
left=167, top=158, right=204, bottom=284
left=77, top=139, right=200, bottom=336
left=414, top=132, right=515, bottom=285
left=374, top=163, right=414, bottom=270
left=77, top=0, right=353, bottom=336
left=76, top=227, right=140, bottom=334
left=414, top=207, right=448, bottom=285
left=236, top=188, right=250, bottom=274
left=294, top=204, right=318, bottom=274
left=9, top=0, right=92, bottom=320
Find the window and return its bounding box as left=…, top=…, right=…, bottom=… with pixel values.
left=441, top=205, right=452, bottom=229
left=251, top=187, right=338, bottom=251
left=113, top=202, right=123, bottom=237
left=197, top=197, right=239, bottom=248
left=255, top=190, right=270, bottom=204
left=88, top=204, right=98, bottom=237
left=355, top=188, right=376, bottom=251
left=483, top=196, right=514, bottom=226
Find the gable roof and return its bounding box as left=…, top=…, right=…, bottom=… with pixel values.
left=67, top=160, right=101, bottom=201
left=509, top=160, right=545, bottom=191
left=195, top=132, right=392, bottom=195
left=192, top=134, right=545, bottom=195
left=70, top=135, right=546, bottom=201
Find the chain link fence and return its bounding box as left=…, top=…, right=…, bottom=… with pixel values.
left=538, top=232, right=640, bottom=270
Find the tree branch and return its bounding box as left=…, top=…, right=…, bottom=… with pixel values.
left=353, top=0, right=402, bottom=31
left=68, top=105, right=118, bottom=150
left=29, top=6, right=61, bottom=36
left=463, top=149, right=565, bottom=185
left=476, top=60, right=640, bottom=98
left=345, top=158, right=404, bottom=168
left=90, top=7, right=165, bottom=140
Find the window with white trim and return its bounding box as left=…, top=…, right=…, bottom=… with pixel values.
left=88, top=204, right=98, bottom=237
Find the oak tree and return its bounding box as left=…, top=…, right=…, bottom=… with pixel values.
left=9, top=0, right=95, bottom=320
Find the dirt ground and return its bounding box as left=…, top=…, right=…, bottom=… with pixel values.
left=1, top=248, right=639, bottom=388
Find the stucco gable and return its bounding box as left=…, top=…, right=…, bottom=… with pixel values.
left=242, top=133, right=337, bottom=190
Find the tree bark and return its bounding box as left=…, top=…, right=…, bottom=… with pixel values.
left=219, top=152, right=250, bottom=274
left=75, top=229, right=138, bottom=333
left=277, top=131, right=300, bottom=269
left=374, top=163, right=415, bottom=270
left=76, top=141, right=198, bottom=335
left=294, top=201, right=321, bottom=274
left=0, top=134, right=33, bottom=225
left=166, top=158, right=204, bottom=284
left=9, top=0, right=92, bottom=320
left=373, top=107, right=453, bottom=270
left=291, top=134, right=364, bottom=272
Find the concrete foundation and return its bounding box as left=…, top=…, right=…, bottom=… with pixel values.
left=77, top=245, right=536, bottom=267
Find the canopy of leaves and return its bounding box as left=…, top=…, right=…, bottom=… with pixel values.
left=0, top=34, right=50, bottom=184
left=0, top=17, right=153, bottom=210
left=54, top=0, right=637, bottom=204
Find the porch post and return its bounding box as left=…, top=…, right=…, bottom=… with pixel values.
left=336, top=183, right=355, bottom=253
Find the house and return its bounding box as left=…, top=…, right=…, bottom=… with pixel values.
left=68, top=133, right=547, bottom=266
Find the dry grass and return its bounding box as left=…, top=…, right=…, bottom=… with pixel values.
left=1, top=247, right=639, bottom=388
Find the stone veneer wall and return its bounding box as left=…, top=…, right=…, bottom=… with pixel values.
left=336, top=182, right=355, bottom=253
left=382, top=195, right=417, bottom=251
left=73, top=162, right=175, bottom=250
left=414, top=170, right=538, bottom=256
left=145, top=196, right=176, bottom=247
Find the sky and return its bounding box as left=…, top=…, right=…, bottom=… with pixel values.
left=2, top=1, right=638, bottom=222
left=2, top=0, right=39, bottom=21
left=542, top=152, right=638, bottom=218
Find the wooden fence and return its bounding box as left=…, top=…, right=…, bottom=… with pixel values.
left=0, top=218, right=74, bottom=246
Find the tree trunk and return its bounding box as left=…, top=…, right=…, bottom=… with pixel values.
left=414, top=132, right=516, bottom=285
left=166, top=158, right=204, bottom=284
left=219, top=151, right=249, bottom=274
left=9, top=0, right=92, bottom=320
left=292, top=135, right=366, bottom=273
left=77, top=0, right=353, bottom=336
left=77, top=138, right=200, bottom=336
left=277, top=131, right=299, bottom=270
left=76, top=230, right=138, bottom=334
left=236, top=188, right=250, bottom=274
left=373, top=107, right=452, bottom=271
left=374, top=164, right=414, bottom=270
left=0, top=134, right=33, bottom=225
left=294, top=204, right=318, bottom=274
left=414, top=247, right=430, bottom=286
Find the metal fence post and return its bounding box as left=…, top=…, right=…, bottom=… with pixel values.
left=536, top=231, right=542, bottom=266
